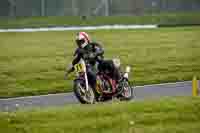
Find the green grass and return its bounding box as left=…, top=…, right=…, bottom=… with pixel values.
left=0, top=97, right=200, bottom=133
left=0, top=12, right=200, bottom=28
left=0, top=27, right=200, bottom=98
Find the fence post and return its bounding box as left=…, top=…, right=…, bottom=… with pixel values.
left=104, top=0, right=109, bottom=16
left=192, top=76, right=199, bottom=96
left=41, top=0, right=45, bottom=16
left=72, top=0, right=78, bottom=16
left=7, top=0, right=17, bottom=17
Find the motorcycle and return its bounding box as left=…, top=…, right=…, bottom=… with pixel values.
left=68, top=58, right=135, bottom=104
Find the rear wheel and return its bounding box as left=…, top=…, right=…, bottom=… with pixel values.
left=119, top=80, right=135, bottom=101
left=73, top=80, right=95, bottom=104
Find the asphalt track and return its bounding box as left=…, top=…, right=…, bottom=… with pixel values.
left=0, top=81, right=198, bottom=112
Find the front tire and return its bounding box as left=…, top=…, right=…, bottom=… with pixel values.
left=73, top=80, right=96, bottom=104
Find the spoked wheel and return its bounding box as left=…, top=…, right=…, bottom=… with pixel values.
left=73, top=80, right=95, bottom=104
left=119, top=80, right=135, bottom=101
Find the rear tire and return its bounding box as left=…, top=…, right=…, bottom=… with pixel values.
left=73, top=80, right=96, bottom=104
left=119, top=80, right=135, bottom=101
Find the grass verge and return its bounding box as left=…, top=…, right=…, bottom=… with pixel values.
left=0, top=12, right=200, bottom=28
left=0, top=27, right=200, bottom=98
left=0, top=97, right=200, bottom=133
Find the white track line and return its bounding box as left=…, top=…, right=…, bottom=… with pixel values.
left=0, top=93, right=74, bottom=101
left=0, top=25, right=157, bottom=32
left=135, top=80, right=192, bottom=88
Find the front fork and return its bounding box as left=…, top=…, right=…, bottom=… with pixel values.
left=75, top=72, right=88, bottom=93
left=84, top=71, right=89, bottom=91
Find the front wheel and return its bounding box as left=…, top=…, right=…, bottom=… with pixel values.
left=73, top=80, right=96, bottom=104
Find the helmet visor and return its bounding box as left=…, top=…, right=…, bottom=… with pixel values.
left=76, top=39, right=85, bottom=47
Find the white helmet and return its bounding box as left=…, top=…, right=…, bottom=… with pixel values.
left=76, top=32, right=90, bottom=48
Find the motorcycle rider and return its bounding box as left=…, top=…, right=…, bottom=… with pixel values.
left=65, top=32, right=104, bottom=89
left=65, top=32, right=121, bottom=92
